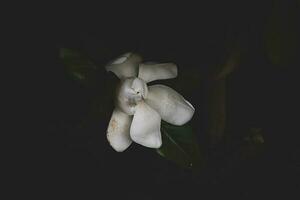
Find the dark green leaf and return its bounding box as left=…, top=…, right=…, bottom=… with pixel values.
left=157, top=121, right=204, bottom=171
left=60, top=48, right=99, bottom=85
left=59, top=48, right=119, bottom=127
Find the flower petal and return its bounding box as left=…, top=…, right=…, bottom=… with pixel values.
left=145, top=85, right=195, bottom=126
left=130, top=101, right=162, bottom=148
left=138, top=63, right=177, bottom=83
left=115, top=78, right=147, bottom=115
left=115, top=78, right=137, bottom=115
left=107, top=109, right=133, bottom=152
left=131, top=78, right=148, bottom=99
left=105, top=52, right=142, bottom=79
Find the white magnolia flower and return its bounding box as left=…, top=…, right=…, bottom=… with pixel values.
left=105, top=52, right=195, bottom=152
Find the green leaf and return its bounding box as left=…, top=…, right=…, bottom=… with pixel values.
left=157, top=121, right=204, bottom=171
left=59, top=48, right=119, bottom=127
left=59, top=48, right=99, bottom=85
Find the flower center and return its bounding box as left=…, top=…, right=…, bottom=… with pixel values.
left=116, top=77, right=148, bottom=115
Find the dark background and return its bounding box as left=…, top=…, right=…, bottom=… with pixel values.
left=16, top=1, right=299, bottom=199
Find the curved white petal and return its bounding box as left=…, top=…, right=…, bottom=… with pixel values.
left=138, top=63, right=178, bottom=83
left=105, top=52, right=142, bottom=79
left=145, top=85, right=195, bottom=126
left=107, top=109, right=133, bottom=152
left=130, top=101, right=162, bottom=148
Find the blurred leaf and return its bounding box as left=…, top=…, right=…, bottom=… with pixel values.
left=244, top=128, right=264, bottom=145
left=214, top=48, right=241, bottom=80
left=265, top=0, right=299, bottom=65
left=207, top=79, right=226, bottom=145
left=206, top=45, right=241, bottom=144
left=241, top=128, right=265, bottom=159
left=59, top=48, right=119, bottom=127
left=60, top=48, right=99, bottom=85
left=157, top=121, right=204, bottom=171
